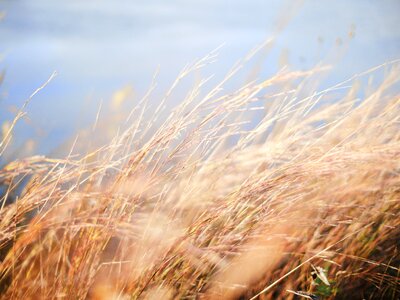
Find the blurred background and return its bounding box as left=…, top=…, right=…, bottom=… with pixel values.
left=0, top=0, right=399, bottom=158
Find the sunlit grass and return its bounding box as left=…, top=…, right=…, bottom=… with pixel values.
left=0, top=49, right=399, bottom=299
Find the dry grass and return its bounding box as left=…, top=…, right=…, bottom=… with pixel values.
left=0, top=50, right=399, bottom=299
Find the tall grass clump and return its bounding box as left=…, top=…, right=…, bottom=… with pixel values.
left=0, top=49, right=399, bottom=299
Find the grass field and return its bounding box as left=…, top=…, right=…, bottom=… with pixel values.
left=0, top=49, right=399, bottom=299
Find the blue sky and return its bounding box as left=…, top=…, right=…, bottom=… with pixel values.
left=0, top=0, right=399, bottom=155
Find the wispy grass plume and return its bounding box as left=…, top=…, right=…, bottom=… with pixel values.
left=0, top=52, right=399, bottom=299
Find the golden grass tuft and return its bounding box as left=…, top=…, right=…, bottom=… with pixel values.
left=0, top=51, right=399, bottom=299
